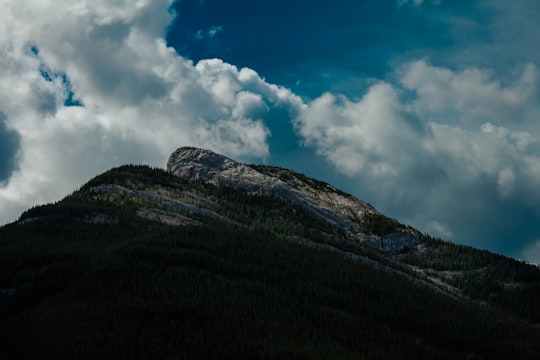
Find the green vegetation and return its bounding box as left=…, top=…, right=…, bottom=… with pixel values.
left=360, top=213, right=406, bottom=236
left=80, top=164, right=192, bottom=192
left=401, top=235, right=540, bottom=322
left=0, top=165, right=539, bottom=359
left=2, top=221, right=539, bottom=359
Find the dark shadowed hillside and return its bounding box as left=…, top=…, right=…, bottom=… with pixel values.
left=0, top=147, right=539, bottom=359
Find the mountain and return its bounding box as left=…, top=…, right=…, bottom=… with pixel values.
left=0, top=146, right=539, bottom=359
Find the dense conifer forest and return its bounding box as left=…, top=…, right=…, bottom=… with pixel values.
left=0, top=165, right=539, bottom=359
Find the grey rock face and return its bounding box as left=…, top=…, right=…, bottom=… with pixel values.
left=167, top=147, right=288, bottom=194
left=166, top=147, right=420, bottom=253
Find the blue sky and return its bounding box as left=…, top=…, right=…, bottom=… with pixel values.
left=1, top=0, right=540, bottom=263
left=168, top=0, right=438, bottom=97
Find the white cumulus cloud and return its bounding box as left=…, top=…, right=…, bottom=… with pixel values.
left=0, top=0, right=303, bottom=225
left=296, top=59, right=540, bottom=258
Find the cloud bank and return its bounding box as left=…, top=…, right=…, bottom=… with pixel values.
left=295, top=60, right=540, bottom=260
left=0, top=0, right=302, bottom=224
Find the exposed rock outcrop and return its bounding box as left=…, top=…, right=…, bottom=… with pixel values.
left=167, top=147, right=289, bottom=195
left=167, top=147, right=421, bottom=252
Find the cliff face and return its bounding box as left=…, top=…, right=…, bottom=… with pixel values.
left=166, top=147, right=280, bottom=190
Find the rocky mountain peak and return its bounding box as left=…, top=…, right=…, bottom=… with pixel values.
left=167, top=147, right=238, bottom=178
left=166, top=147, right=416, bottom=248
left=166, top=147, right=287, bottom=193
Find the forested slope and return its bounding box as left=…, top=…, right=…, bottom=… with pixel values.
left=0, top=164, right=539, bottom=359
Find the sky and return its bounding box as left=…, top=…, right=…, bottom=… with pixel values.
left=1, top=0, right=540, bottom=263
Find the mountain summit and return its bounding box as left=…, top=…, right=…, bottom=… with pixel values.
left=167, top=147, right=386, bottom=242
left=167, top=147, right=280, bottom=189
left=167, top=147, right=418, bottom=252
left=1, top=146, right=539, bottom=359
